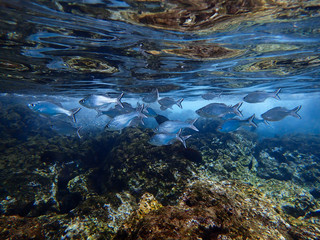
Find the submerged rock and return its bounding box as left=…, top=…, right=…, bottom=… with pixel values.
left=115, top=180, right=320, bottom=239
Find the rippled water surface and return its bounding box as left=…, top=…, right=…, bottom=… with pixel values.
left=1, top=0, right=320, bottom=97
left=1, top=1, right=320, bottom=239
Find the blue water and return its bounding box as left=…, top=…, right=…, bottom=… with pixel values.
left=1, top=0, right=320, bottom=237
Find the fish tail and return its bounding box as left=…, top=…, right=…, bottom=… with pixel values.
left=138, top=103, right=148, bottom=119
left=117, top=92, right=124, bottom=108
left=232, top=102, right=243, bottom=117
left=176, top=129, right=190, bottom=148
left=291, top=105, right=302, bottom=119
left=188, top=118, right=199, bottom=132
left=96, top=110, right=103, bottom=118
left=176, top=98, right=184, bottom=109
left=76, top=126, right=82, bottom=139
left=248, top=114, right=258, bottom=128
left=273, top=88, right=281, bottom=100
left=71, top=108, right=81, bottom=123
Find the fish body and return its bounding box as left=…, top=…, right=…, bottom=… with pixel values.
left=28, top=101, right=81, bottom=123
left=79, top=92, right=124, bottom=109
left=158, top=97, right=183, bottom=110
left=218, top=114, right=257, bottom=132
left=98, top=102, right=134, bottom=118
left=243, top=88, right=281, bottom=103
left=149, top=129, right=191, bottom=148
left=50, top=121, right=82, bottom=138
left=105, top=105, right=147, bottom=131
left=155, top=119, right=198, bottom=134
left=201, top=92, right=222, bottom=100
left=142, top=88, right=159, bottom=103
left=261, top=106, right=301, bottom=122
left=196, top=102, right=242, bottom=118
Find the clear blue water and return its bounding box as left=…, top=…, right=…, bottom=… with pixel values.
left=1, top=0, right=320, bottom=237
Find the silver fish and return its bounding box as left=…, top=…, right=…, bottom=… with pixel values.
left=218, top=114, right=257, bottom=133
left=201, top=91, right=222, bottom=100
left=196, top=102, right=242, bottom=118
left=149, top=129, right=191, bottom=148
left=28, top=101, right=81, bottom=123
left=97, top=102, right=134, bottom=118
left=243, top=88, right=281, bottom=103
left=50, top=121, right=82, bottom=138
left=158, top=97, right=183, bottom=111
left=261, top=105, right=302, bottom=122
left=105, top=105, right=147, bottom=132
left=142, top=88, right=159, bottom=103
left=155, top=119, right=198, bottom=134
left=79, top=92, right=124, bottom=109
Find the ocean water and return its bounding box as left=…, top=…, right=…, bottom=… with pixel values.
left=1, top=0, right=320, bottom=239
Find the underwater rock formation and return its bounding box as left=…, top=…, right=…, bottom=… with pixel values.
left=115, top=180, right=320, bottom=239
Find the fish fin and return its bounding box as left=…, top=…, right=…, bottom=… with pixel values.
left=176, top=98, right=184, bottom=109
left=273, top=88, right=281, bottom=100
left=291, top=105, right=302, bottom=119
left=247, top=114, right=258, bottom=128
left=71, top=108, right=81, bottom=123
left=117, top=92, right=124, bottom=108
left=96, top=110, right=103, bottom=118
left=218, top=92, right=222, bottom=98
left=76, top=126, right=82, bottom=139
left=232, top=102, right=243, bottom=117
left=186, top=118, right=199, bottom=132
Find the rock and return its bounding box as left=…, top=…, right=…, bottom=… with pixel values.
left=115, top=180, right=320, bottom=239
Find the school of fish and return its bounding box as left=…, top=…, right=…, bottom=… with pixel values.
left=27, top=88, right=302, bottom=148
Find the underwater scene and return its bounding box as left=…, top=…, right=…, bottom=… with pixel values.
left=1, top=0, right=320, bottom=239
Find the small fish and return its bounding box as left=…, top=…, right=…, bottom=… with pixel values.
left=28, top=101, right=81, bottom=123
left=158, top=97, right=183, bottom=111
left=261, top=105, right=302, bottom=122
left=149, top=129, right=191, bottom=148
left=155, top=119, right=198, bottom=134
left=201, top=91, right=222, bottom=100
left=105, top=104, right=147, bottom=132
left=253, top=118, right=269, bottom=126
left=97, top=102, right=134, bottom=118
left=142, top=88, right=159, bottom=103
left=79, top=92, right=124, bottom=109
left=50, top=121, right=82, bottom=138
left=196, top=102, right=242, bottom=118
left=218, top=114, right=257, bottom=132
left=243, top=88, right=281, bottom=103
